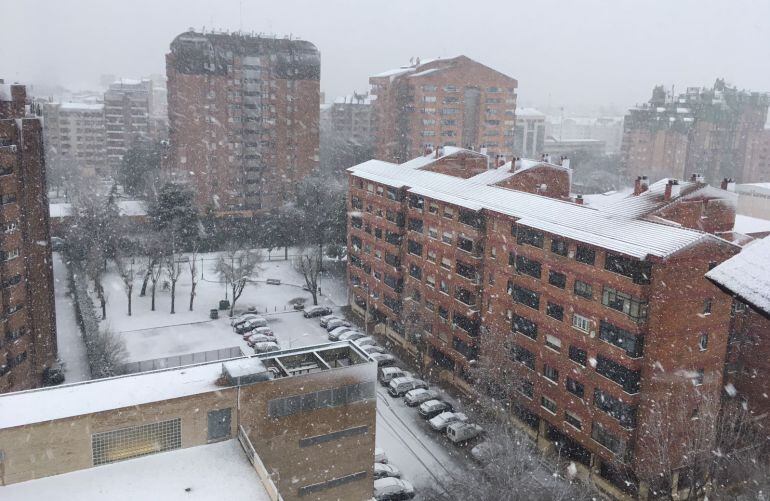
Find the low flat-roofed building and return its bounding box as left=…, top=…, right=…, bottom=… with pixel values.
left=0, top=342, right=377, bottom=501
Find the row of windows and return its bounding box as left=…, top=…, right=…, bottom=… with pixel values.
left=267, top=382, right=376, bottom=418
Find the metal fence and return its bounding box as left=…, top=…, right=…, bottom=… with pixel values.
left=121, top=346, right=243, bottom=375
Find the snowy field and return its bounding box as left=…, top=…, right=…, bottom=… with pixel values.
left=95, top=252, right=345, bottom=363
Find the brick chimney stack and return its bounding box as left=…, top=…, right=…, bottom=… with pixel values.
left=664, top=179, right=680, bottom=201
left=634, top=176, right=650, bottom=196
left=720, top=177, right=729, bottom=190
left=575, top=194, right=584, bottom=205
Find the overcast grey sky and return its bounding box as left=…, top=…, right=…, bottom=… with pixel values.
left=1, top=0, right=769, bottom=113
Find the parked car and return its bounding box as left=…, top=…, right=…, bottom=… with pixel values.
left=362, top=345, right=386, bottom=355
left=370, top=353, right=397, bottom=367
left=292, top=302, right=305, bottom=310
left=231, top=313, right=259, bottom=327
left=50, top=236, right=65, bottom=251
left=354, top=336, right=376, bottom=347
left=428, top=411, right=468, bottom=431
left=253, top=342, right=280, bottom=354
left=339, top=331, right=366, bottom=342
left=373, top=478, right=415, bottom=501
left=246, top=334, right=275, bottom=346
left=378, top=367, right=408, bottom=386
left=328, top=326, right=355, bottom=341
left=374, top=447, right=388, bottom=464
left=388, top=377, right=428, bottom=397
left=373, top=462, right=401, bottom=480
left=303, top=305, right=332, bottom=318
left=418, top=399, right=453, bottom=419
left=404, top=388, right=440, bottom=407
left=325, top=318, right=351, bottom=331
left=251, top=326, right=274, bottom=336
left=470, top=440, right=497, bottom=463
left=319, top=314, right=339, bottom=328
left=446, top=422, right=484, bottom=444
left=235, top=317, right=268, bottom=334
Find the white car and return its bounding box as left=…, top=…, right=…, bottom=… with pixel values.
left=242, top=326, right=274, bottom=340
left=252, top=342, right=280, bottom=354
left=325, top=318, right=351, bottom=331
left=319, top=315, right=339, bottom=328
left=353, top=336, right=376, bottom=347
left=446, top=422, right=483, bottom=443
left=362, top=345, right=386, bottom=355
left=246, top=334, right=275, bottom=346
left=328, top=326, right=355, bottom=341
left=231, top=313, right=259, bottom=327
left=388, top=376, right=428, bottom=397
left=428, top=411, right=468, bottom=431
left=370, top=353, right=396, bottom=367
left=374, top=447, right=388, bottom=464
left=373, top=478, right=415, bottom=501
left=373, top=462, right=401, bottom=480
left=404, top=388, right=440, bottom=407
left=339, top=331, right=366, bottom=342
left=470, top=440, right=497, bottom=463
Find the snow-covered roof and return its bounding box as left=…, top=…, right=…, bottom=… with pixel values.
left=60, top=102, right=104, bottom=111
left=349, top=158, right=725, bottom=259
left=581, top=189, right=634, bottom=209
left=515, top=107, right=546, bottom=118
left=734, top=214, right=770, bottom=235
left=706, top=236, right=770, bottom=314
left=0, top=360, right=226, bottom=429
left=736, top=182, right=770, bottom=195
left=466, top=158, right=571, bottom=186
left=49, top=200, right=147, bottom=218
left=0, top=440, right=272, bottom=501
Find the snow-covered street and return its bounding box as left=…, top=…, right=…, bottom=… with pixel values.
left=52, top=252, right=90, bottom=382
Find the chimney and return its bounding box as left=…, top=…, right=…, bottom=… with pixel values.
left=562, top=157, right=570, bottom=170
left=513, top=157, right=522, bottom=171
left=497, top=155, right=506, bottom=168
left=664, top=179, right=680, bottom=201
left=720, top=177, right=729, bottom=190
left=575, top=194, right=584, bottom=205
left=424, top=147, right=433, bottom=156
left=633, top=176, right=650, bottom=195
left=435, top=147, right=440, bottom=158
left=727, top=178, right=736, bottom=192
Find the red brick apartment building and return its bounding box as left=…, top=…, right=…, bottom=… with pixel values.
left=0, top=81, right=57, bottom=393
left=346, top=147, right=742, bottom=498
left=370, top=56, right=517, bottom=164
left=166, top=30, right=320, bottom=213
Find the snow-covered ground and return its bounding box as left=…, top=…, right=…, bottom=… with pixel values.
left=95, top=252, right=344, bottom=363
left=0, top=440, right=271, bottom=501
left=52, top=252, right=90, bottom=382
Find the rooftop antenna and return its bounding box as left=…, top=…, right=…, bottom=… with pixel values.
left=239, top=0, right=243, bottom=32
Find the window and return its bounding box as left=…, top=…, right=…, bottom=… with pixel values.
left=520, top=380, right=534, bottom=398
left=575, top=245, right=595, bottom=265
left=565, top=411, right=582, bottom=430
left=543, top=364, right=559, bottom=383
left=409, top=195, right=424, bottom=211
left=548, top=270, right=566, bottom=289
left=566, top=378, right=585, bottom=398
left=517, top=227, right=544, bottom=248
left=429, top=202, right=439, bottom=214
left=442, top=231, right=453, bottom=244
left=385, top=231, right=401, bottom=246
left=439, top=280, right=449, bottom=294
left=207, top=408, right=232, bottom=442
left=440, top=257, right=452, bottom=270
left=693, top=369, right=704, bottom=386
left=572, top=314, right=590, bottom=333
left=428, top=227, right=438, bottom=239
left=443, top=206, right=454, bottom=219
left=408, top=218, right=423, bottom=233
left=596, top=355, right=640, bottom=394
left=438, top=306, right=449, bottom=320
left=551, top=238, right=568, bottom=256
left=515, top=255, right=542, bottom=279
left=512, top=314, right=537, bottom=340
left=425, top=300, right=435, bottom=312
left=407, top=240, right=423, bottom=256
left=592, top=422, right=623, bottom=455
left=546, top=302, right=564, bottom=321
left=409, top=263, right=422, bottom=280
left=456, top=261, right=477, bottom=281
left=385, top=252, right=400, bottom=268
left=703, top=299, right=712, bottom=315
left=512, top=344, right=535, bottom=370
left=594, top=389, right=637, bottom=428
left=512, top=284, right=540, bottom=310
left=599, top=321, right=644, bottom=358
left=604, top=253, right=652, bottom=284
left=574, top=280, right=593, bottom=299
left=386, top=187, right=400, bottom=201
left=569, top=346, right=587, bottom=366
left=602, top=287, right=648, bottom=322
left=427, top=250, right=437, bottom=263
left=541, top=396, right=557, bottom=414
left=698, top=333, right=708, bottom=351
left=426, top=276, right=435, bottom=288
left=457, top=236, right=474, bottom=253
left=545, top=334, right=562, bottom=352
left=92, top=418, right=182, bottom=466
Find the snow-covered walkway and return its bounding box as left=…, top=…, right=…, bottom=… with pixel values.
left=52, top=252, right=91, bottom=382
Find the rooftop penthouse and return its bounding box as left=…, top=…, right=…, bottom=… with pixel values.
left=0, top=342, right=377, bottom=501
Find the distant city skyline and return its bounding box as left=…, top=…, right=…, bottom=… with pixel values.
left=2, top=0, right=770, bottom=114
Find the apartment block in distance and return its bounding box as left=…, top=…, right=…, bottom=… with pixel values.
left=330, top=92, right=374, bottom=146
left=42, top=101, right=107, bottom=176
left=104, top=78, right=152, bottom=170
left=0, top=343, right=376, bottom=500
left=166, top=30, right=321, bottom=213
left=0, top=81, right=57, bottom=393
left=622, top=79, right=769, bottom=183
left=346, top=146, right=741, bottom=498
left=370, top=56, right=517, bottom=164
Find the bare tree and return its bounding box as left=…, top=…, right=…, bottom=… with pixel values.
left=164, top=248, right=184, bottom=314
left=114, top=252, right=135, bottom=316
left=86, top=246, right=108, bottom=320
left=188, top=246, right=199, bottom=311
left=216, top=244, right=262, bottom=316
left=149, top=259, right=162, bottom=311
left=293, top=248, right=322, bottom=306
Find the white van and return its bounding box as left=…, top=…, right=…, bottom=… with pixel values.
left=378, top=367, right=408, bottom=386
left=387, top=377, right=428, bottom=397
left=446, top=422, right=483, bottom=443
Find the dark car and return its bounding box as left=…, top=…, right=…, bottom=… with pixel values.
left=417, top=399, right=453, bottom=419
left=303, top=305, right=333, bottom=318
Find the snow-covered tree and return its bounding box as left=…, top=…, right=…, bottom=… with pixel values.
left=293, top=247, right=322, bottom=306
left=114, top=251, right=136, bottom=316
left=216, top=243, right=262, bottom=316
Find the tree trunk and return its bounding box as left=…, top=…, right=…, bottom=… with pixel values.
left=284, top=246, right=288, bottom=260
left=311, top=289, right=318, bottom=306
left=151, top=282, right=156, bottom=311
left=100, top=298, right=106, bottom=320
left=229, top=287, right=236, bottom=317
left=128, top=287, right=132, bottom=316
left=170, top=280, right=176, bottom=314
left=139, top=267, right=152, bottom=296
left=189, top=282, right=196, bottom=311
